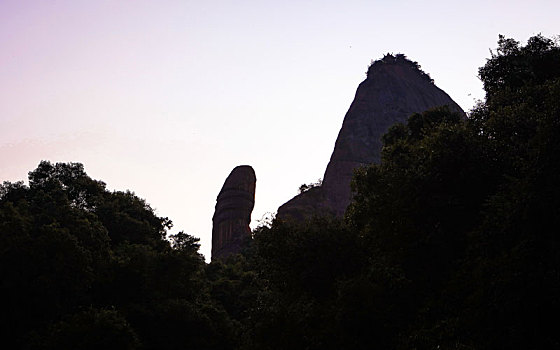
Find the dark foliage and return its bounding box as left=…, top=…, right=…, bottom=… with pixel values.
left=0, top=161, right=233, bottom=349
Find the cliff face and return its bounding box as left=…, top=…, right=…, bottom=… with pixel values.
left=211, top=166, right=256, bottom=260
left=278, top=55, right=464, bottom=221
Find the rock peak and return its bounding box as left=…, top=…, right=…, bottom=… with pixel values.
left=211, top=165, right=256, bottom=260
left=277, top=57, right=463, bottom=221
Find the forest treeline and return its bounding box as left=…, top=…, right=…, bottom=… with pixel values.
left=1, top=35, right=559, bottom=349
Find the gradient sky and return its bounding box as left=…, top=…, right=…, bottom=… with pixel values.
left=1, top=0, right=558, bottom=260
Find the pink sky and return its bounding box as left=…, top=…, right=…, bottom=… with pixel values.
left=1, top=0, right=558, bottom=260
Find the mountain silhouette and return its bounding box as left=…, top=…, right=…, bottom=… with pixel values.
left=278, top=54, right=465, bottom=221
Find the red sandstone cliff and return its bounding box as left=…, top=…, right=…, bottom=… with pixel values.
left=211, top=166, right=256, bottom=260
left=278, top=54, right=464, bottom=221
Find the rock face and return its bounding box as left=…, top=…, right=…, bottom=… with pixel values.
left=212, top=166, right=256, bottom=260
left=278, top=54, right=464, bottom=221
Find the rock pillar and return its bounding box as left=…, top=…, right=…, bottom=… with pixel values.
left=211, top=165, right=256, bottom=260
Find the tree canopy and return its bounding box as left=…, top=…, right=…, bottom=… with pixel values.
left=0, top=161, right=232, bottom=349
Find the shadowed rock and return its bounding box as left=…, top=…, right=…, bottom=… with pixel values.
left=278, top=54, right=464, bottom=221
left=211, top=165, right=256, bottom=260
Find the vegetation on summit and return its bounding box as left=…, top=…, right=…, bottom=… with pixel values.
left=367, top=53, right=434, bottom=83
left=298, top=178, right=322, bottom=194
left=1, top=34, right=559, bottom=349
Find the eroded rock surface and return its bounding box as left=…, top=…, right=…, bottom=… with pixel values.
left=278, top=54, right=464, bottom=221
left=211, top=166, right=256, bottom=260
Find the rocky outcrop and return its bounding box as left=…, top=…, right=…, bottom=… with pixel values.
left=211, top=166, right=256, bottom=260
left=278, top=54, right=464, bottom=221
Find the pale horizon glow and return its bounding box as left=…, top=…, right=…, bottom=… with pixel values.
left=1, top=0, right=558, bottom=260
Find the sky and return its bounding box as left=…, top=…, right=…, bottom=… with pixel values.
left=1, top=0, right=558, bottom=260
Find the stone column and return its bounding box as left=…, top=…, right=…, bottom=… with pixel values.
left=211, top=165, right=256, bottom=260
